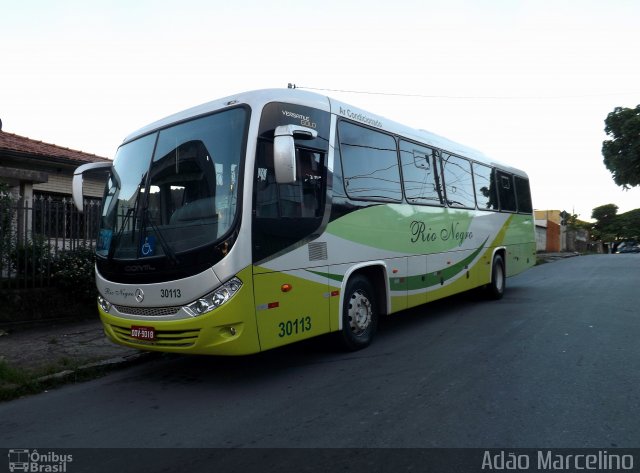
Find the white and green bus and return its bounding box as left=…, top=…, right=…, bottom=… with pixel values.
left=73, top=88, right=535, bottom=355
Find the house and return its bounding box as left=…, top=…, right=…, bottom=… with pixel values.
left=0, top=122, right=110, bottom=203
left=534, top=209, right=590, bottom=253
left=0, top=122, right=110, bottom=246
left=534, top=218, right=549, bottom=252
left=535, top=210, right=563, bottom=252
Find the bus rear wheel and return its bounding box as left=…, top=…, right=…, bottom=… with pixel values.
left=486, top=253, right=506, bottom=300
left=337, top=275, right=378, bottom=351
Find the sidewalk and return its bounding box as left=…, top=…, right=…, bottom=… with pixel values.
left=537, top=251, right=581, bottom=263
left=0, top=318, right=150, bottom=399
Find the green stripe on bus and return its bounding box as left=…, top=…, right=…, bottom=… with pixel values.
left=308, top=270, right=344, bottom=282
left=396, top=236, right=489, bottom=291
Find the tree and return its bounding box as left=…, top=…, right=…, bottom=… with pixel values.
left=590, top=204, right=618, bottom=241
left=0, top=181, right=17, bottom=275
left=615, top=209, right=640, bottom=240
left=590, top=204, right=640, bottom=242
left=602, top=105, right=640, bottom=189
left=591, top=203, right=618, bottom=223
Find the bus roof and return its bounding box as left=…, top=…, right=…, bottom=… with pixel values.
left=122, top=88, right=528, bottom=178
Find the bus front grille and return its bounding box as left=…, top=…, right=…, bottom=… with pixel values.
left=113, top=305, right=181, bottom=317
left=109, top=324, right=200, bottom=348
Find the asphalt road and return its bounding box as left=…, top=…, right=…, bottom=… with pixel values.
left=1, top=255, right=639, bottom=456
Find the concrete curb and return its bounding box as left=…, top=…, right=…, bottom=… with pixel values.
left=538, top=252, right=581, bottom=262
left=35, top=352, right=155, bottom=384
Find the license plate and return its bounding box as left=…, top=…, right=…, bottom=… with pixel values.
left=131, top=325, right=155, bottom=341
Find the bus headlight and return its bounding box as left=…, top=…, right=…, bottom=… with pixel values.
left=98, top=295, right=112, bottom=313
left=184, top=277, right=243, bottom=317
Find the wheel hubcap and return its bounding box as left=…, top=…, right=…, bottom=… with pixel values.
left=347, top=290, right=372, bottom=335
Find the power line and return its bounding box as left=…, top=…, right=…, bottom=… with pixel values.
left=288, top=83, right=635, bottom=101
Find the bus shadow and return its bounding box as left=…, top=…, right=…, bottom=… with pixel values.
left=378, top=289, right=487, bottom=333
left=130, top=289, right=496, bottom=389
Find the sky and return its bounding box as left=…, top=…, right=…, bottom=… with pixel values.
left=1, top=0, right=639, bottom=221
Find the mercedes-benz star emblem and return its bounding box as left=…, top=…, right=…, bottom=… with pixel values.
left=135, top=288, right=144, bottom=303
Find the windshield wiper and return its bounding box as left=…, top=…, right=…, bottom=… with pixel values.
left=108, top=207, right=134, bottom=261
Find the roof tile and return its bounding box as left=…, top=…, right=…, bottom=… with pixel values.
left=0, top=130, right=109, bottom=164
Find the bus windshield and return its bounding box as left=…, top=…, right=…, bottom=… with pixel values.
left=97, top=107, right=247, bottom=261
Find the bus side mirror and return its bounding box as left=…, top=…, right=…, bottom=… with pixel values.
left=72, top=162, right=113, bottom=212
left=273, top=125, right=318, bottom=184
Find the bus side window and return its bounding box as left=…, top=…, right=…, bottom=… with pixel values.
left=442, top=153, right=476, bottom=208
left=255, top=141, right=279, bottom=218
left=496, top=170, right=517, bottom=212
left=473, top=163, right=499, bottom=211
left=278, top=149, right=323, bottom=218
left=339, top=121, right=401, bottom=202
left=253, top=140, right=327, bottom=262
left=399, top=140, right=443, bottom=205
left=299, top=149, right=323, bottom=217
left=255, top=141, right=324, bottom=219
left=514, top=176, right=533, bottom=213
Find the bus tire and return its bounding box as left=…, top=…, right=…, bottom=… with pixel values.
left=487, top=253, right=506, bottom=300
left=337, top=274, right=378, bottom=351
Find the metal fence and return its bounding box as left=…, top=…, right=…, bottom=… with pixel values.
left=0, top=195, right=101, bottom=289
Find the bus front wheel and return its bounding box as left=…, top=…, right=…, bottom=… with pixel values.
left=337, top=275, right=378, bottom=351
left=487, top=253, right=506, bottom=300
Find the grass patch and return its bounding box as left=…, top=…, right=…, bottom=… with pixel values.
left=0, top=359, right=32, bottom=385
left=0, top=357, right=108, bottom=402
left=0, top=353, right=153, bottom=402
left=0, top=359, right=41, bottom=401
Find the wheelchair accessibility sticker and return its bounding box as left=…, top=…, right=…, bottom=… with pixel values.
left=141, top=236, right=156, bottom=257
